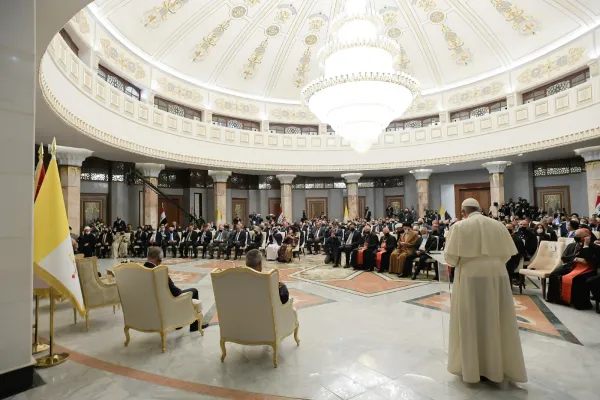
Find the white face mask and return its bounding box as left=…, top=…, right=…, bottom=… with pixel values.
left=537, top=228, right=544, bottom=234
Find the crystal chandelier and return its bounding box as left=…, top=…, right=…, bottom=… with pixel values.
left=301, top=0, right=420, bottom=153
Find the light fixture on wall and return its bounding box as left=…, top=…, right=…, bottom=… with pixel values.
left=301, top=0, right=420, bottom=154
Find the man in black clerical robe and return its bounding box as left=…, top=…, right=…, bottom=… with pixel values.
left=375, top=227, right=397, bottom=272
left=78, top=227, right=96, bottom=258
left=352, top=225, right=379, bottom=271
left=547, top=229, right=599, bottom=309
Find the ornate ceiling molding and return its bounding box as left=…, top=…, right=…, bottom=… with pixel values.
left=517, top=47, right=586, bottom=85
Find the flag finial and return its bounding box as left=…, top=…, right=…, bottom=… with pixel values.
left=50, top=138, right=57, bottom=157
left=38, top=143, right=44, bottom=159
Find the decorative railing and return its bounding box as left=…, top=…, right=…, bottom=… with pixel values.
left=39, top=32, right=600, bottom=172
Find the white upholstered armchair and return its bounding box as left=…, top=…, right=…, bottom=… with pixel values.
left=114, top=262, right=204, bottom=352
left=75, top=257, right=121, bottom=331
left=211, top=267, right=299, bottom=367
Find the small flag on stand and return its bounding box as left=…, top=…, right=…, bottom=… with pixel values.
left=216, top=206, right=222, bottom=223
left=160, top=204, right=167, bottom=226
left=34, top=144, right=46, bottom=201
left=595, top=192, right=600, bottom=215
left=277, top=207, right=284, bottom=224
left=343, top=204, right=349, bottom=223
left=34, top=138, right=84, bottom=314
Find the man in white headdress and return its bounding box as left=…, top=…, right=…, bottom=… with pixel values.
left=444, top=198, right=527, bottom=384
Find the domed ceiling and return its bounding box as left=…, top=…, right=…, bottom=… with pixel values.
left=90, top=0, right=599, bottom=103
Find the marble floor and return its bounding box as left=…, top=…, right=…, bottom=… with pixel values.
left=14, top=254, right=600, bottom=400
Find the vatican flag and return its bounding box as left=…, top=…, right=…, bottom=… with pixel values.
left=343, top=204, right=349, bottom=223
left=34, top=140, right=84, bottom=314
left=216, top=205, right=222, bottom=223
left=439, top=204, right=445, bottom=218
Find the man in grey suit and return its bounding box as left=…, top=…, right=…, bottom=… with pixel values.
left=208, top=224, right=230, bottom=259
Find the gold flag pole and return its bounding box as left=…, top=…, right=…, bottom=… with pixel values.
left=32, top=291, right=50, bottom=354
left=35, top=287, right=69, bottom=368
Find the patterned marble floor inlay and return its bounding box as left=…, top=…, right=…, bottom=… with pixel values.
left=204, top=288, right=335, bottom=326
left=168, top=271, right=205, bottom=284
left=406, top=292, right=582, bottom=344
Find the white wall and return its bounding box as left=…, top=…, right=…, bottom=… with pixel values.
left=0, top=0, right=35, bottom=377
left=534, top=173, right=587, bottom=215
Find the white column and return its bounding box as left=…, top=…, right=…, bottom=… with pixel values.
left=0, top=0, right=35, bottom=391
left=260, top=120, right=269, bottom=132
left=318, top=123, right=328, bottom=135
left=209, top=170, right=231, bottom=225
left=202, top=110, right=213, bottom=124
left=342, top=173, right=363, bottom=220
left=575, top=146, right=600, bottom=216
left=482, top=161, right=511, bottom=208
left=56, top=146, right=93, bottom=233
left=276, top=174, right=296, bottom=222
left=438, top=111, right=450, bottom=124
left=588, top=60, right=599, bottom=78
left=136, top=163, right=164, bottom=228
left=410, top=169, right=433, bottom=218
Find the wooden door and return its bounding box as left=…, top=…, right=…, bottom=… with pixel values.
left=159, top=196, right=184, bottom=228
left=232, top=198, right=248, bottom=222
left=269, top=198, right=281, bottom=216
left=305, top=198, right=328, bottom=219
left=454, top=183, right=490, bottom=218
left=343, top=196, right=366, bottom=218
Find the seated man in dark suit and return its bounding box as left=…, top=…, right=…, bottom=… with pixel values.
left=335, top=222, right=362, bottom=268
left=196, top=224, right=212, bottom=258
left=225, top=225, right=247, bottom=260
left=515, top=219, right=538, bottom=260
left=96, top=228, right=113, bottom=258
left=245, top=249, right=288, bottom=304
left=505, top=223, right=527, bottom=282
left=143, top=247, right=208, bottom=331
left=247, top=226, right=263, bottom=251
left=165, top=226, right=179, bottom=257
left=132, top=227, right=147, bottom=258
left=410, top=227, right=445, bottom=281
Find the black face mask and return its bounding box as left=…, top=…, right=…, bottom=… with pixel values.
left=519, top=227, right=528, bottom=232
left=574, top=237, right=582, bottom=243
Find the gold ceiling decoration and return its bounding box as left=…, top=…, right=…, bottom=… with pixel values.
left=241, top=4, right=297, bottom=79
left=386, top=27, right=402, bottom=39
left=243, top=38, right=269, bottom=79
left=448, top=82, right=504, bottom=106
left=304, top=34, right=318, bottom=46
left=441, top=24, right=473, bottom=65
left=231, top=5, right=249, bottom=19
left=99, top=38, right=147, bottom=79
left=382, top=12, right=397, bottom=27
left=190, top=19, right=232, bottom=62
left=490, top=0, right=540, bottom=36
left=293, top=47, right=312, bottom=88
left=404, top=99, right=437, bottom=116
left=271, top=108, right=317, bottom=121
left=155, top=77, right=203, bottom=103
left=214, top=98, right=260, bottom=116
left=141, top=0, right=188, bottom=29
left=244, top=0, right=261, bottom=7
left=395, top=45, right=412, bottom=74
left=416, top=0, right=437, bottom=12
left=518, top=47, right=585, bottom=84
left=74, top=10, right=90, bottom=34
left=429, top=10, right=446, bottom=24
left=379, top=7, right=413, bottom=75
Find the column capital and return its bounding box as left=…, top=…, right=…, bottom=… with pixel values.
left=410, top=169, right=433, bottom=180
left=55, top=145, right=93, bottom=167
left=482, top=161, right=511, bottom=174
left=276, top=174, right=296, bottom=185
left=341, top=173, right=363, bottom=184
left=136, top=163, right=164, bottom=178
left=208, top=170, right=232, bottom=183
left=575, top=146, right=600, bottom=162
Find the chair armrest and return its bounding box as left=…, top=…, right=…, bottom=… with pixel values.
left=162, top=292, right=197, bottom=329
left=274, top=298, right=297, bottom=340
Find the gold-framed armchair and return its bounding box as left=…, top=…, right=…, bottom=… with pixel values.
left=113, top=262, right=204, bottom=353
left=75, top=257, right=121, bottom=331
left=211, top=267, right=299, bottom=368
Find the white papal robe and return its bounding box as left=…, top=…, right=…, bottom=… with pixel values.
left=444, top=212, right=527, bottom=384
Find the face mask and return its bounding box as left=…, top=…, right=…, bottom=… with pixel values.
left=574, top=237, right=581, bottom=243
left=350, top=227, right=355, bottom=231
left=519, top=227, right=527, bottom=231
left=536, top=228, right=544, bottom=234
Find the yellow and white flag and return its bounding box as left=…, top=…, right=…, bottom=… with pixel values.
left=216, top=205, right=222, bottom=223
left=34, top=140, right=84, bottom=314
left=343, top=204, right=349, bottom=223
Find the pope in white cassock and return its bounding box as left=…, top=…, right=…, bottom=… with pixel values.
left=444, top=198, right=527, bottom=384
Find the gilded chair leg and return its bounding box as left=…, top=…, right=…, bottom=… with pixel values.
left=85, top=311, right=90, bottom=332
left=220, top=339, right=227, bottom=362
left=198, top=315, right=204, bottom=336
left=73, top=308, right=77, bottom=324
left=294, top=325, right=300, bottom=346
left=161, top=332, right=167, bottom=353
left=272, top=343, right=278, bottom=368
left=124, top=326, right=131, bottom=347
left=113, top=305, right=116, bottom=314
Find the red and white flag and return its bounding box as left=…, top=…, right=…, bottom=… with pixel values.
left=277, top=207, right=284, bottom=224
left=595, top=193, right=600, bottom=215
left=160, top=204, right=167, bottom=226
